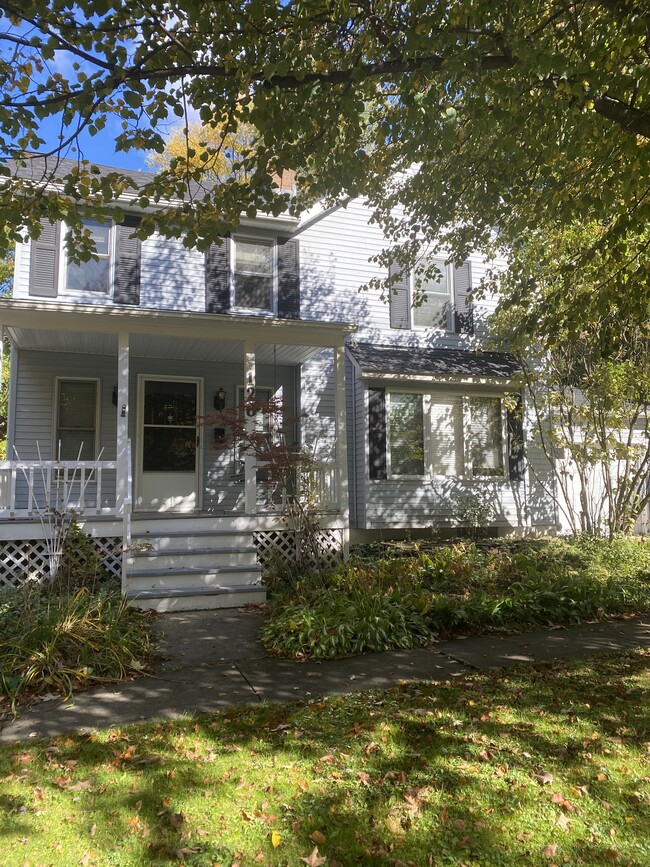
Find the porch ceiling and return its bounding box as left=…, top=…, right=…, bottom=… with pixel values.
left=7, top=327, right=329, bottom=366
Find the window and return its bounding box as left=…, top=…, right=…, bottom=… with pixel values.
left=56, top=379, right=98, bottom=460
left=234, top=238, right=275, bottom=311
left=381, top=390, right=505, bottom=479
left=388, top=393, right=425, bottom=476
left=66, top=220, right=112, bottom=294
left=469, top=397, right=505, bottom=477
left=430, top=397, right=464, bottom=475
left=412, top=259, right=451, bottom=330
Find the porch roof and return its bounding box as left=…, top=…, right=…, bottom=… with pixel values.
left=348, top=342, right=521, bottom=383
left=1, top=300, right=356, bottom=365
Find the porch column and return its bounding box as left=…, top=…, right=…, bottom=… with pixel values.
left=333, top=345, right=350, bottom=535
left=244, top=340, right=257, bottom=514
left=116, top=332, right=131, bottom=512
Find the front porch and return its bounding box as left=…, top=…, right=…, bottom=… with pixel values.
left=0, top=300, right=354, bottom=608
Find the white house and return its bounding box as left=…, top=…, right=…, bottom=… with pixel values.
left=0, top=159, right=558, bottom=609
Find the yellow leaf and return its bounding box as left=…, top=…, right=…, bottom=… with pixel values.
left=271, top=830, right=282, bottom=848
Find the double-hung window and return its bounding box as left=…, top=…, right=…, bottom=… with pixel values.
left=65, top=220, right=113, bottom=294
left=469, top=397, right=505, bottom=477
left=55, top=379, right=99, bottom=460
left=233, top=238, right=275, bottom=312
left=388, top=393, right=425, bottom=476
left=412, top=259, right=452, bottom=330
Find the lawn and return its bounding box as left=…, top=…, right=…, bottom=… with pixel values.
left=1, top=650, right=649, bottom=866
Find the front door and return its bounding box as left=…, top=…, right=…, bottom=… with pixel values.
left=136, top=377, right=202, bottom=512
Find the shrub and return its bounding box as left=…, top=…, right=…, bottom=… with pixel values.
left=261, top=536, right=650, bottom=659
left=0, top=585, right=154, bottom=713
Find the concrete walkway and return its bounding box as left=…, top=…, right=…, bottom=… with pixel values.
left=1, top=609, right=649, bottom=744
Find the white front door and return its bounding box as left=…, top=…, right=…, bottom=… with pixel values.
left=136, top=376, right=202, bottom=512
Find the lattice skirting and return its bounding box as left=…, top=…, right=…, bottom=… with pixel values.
left=0, top=536, right=123, bottom=590
left=253, top=529, right=344, bottom=573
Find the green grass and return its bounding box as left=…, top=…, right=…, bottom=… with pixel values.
left=1, top=650, right=649, bottom=866
left=262, top=536, right=650, bottom=659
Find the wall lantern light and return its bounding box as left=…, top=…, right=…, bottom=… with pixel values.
left=213, top=387, right=227, bottom=411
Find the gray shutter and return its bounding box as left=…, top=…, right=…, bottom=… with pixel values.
left=453, top=261, right=474, bottom=333
left=389, top=261, right=410, bottom=329
left=277, top=237, right=300, bottom=319
left=29, top=219, right=60, bottom=297
left=368, top=387, right=387, bottom=480
left=114, top=215, right=141, bottom=305
left=205, top=236, right=230, bottom=313
left=507, top=395, right=526, bottom=481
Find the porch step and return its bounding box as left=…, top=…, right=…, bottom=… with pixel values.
left=128, top=564, right=262, bottom=581
left=131, top=530, right=256, bottom=549
left=129, top=547, right=258, bottom=569
left=126, top=584, right=266, bottom=612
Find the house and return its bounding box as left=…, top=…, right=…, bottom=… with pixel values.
left=0, top=159, right=557, bottom=609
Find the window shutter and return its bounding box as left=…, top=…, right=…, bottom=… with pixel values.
left=277, top=237, right=300, bottom=319
left=389, top=261, right=410, bottom=329
left=29, top=218, right=60, bottom=298
left=114, top=215, right=141, bottom=305
left=205, top=236, right=230, bottom=313
left=453, top=261, right=474, bottom=334
left=507, top=395, right=526, bottom=481
left=368, top=387, right=387, bottom=480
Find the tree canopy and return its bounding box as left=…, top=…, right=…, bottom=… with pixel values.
left=0, top=1, right=648, bottom=319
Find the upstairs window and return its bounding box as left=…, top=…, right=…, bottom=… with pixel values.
left=56, top=379, right=98, bottom=460
left=234, top=238, right=275, bottom=312
left=66, top=220, right=112, bottom=294
left=412, top=260, right=452, bottom=330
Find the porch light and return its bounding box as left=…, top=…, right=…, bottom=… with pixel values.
left=112, top=385, right=118, bottom=407
left=213, top=387, right=227, bottom=411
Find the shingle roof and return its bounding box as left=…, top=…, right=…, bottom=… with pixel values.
left=348, top=342, right=521, bottom=379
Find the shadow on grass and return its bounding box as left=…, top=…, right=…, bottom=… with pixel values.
left=1, top=652, right=649, bottom=865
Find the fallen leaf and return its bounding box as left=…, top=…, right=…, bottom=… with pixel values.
left=542, top=843, right=558, bottom=858
left=89, top=824, right=97, bottom=838
left=555, top=813, right=571, bottom=831
left=168, top=812, right=184, bottom=828
left=300, top=847, right=327, bottom=867
left=535, top=772, right=554, bottom=785
left=310, top=830, right=326, bottom=845
left=357, top=771, right=371, bottom=786
left=271, top=830, right=282, bottom=848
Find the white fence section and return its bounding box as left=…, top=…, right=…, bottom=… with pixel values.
left=0, top=460, right=118, bottom=518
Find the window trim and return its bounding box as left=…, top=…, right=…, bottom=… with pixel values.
left=230, top=235, right=278, bottom=315
left=411, top=258, right=453, bottom=332
left=61, top=219, right=116, bottom=297
left=53, top=377, right=101, bottom=462
left=381, top=387, right=508, bottom=481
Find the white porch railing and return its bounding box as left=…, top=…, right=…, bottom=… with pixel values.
left=265, top=462, right=339, bottom=512
left=0, top=460, right=118, bottom=518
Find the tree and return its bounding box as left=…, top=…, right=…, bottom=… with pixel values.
left=147, top=119, right=257, bottom=183
left=492, top=223, right=650, bottom=537
left=0, top=1, right=648, bottom=318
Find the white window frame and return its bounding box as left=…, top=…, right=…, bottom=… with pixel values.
left=410, top=258, right=454, bottom=332
left=231, top=235, right=277, bottom=314
left=465, top=395, right=507, bottom=480
left=384, top=388, right=508, bottom=481
left=53, top=377, right=101, bottom=461
left=60, top=219, right=116, bottom=298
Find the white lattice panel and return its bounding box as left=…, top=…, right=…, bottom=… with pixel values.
left=254, top=529, right=343, bottom=573
left=0, top=535, right=122, bottom=590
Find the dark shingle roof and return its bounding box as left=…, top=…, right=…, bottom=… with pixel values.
left=348, top=342, right=520, bottom=379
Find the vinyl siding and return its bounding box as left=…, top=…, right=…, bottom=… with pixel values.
left=10, top=348, right=297, bottom=513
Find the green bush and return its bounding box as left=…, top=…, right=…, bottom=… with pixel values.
left=0, top=585, right=154, bottom=713
left=261, top=536, right=650, bottom=659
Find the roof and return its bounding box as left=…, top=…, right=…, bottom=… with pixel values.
left=6, top=155, right=158, bottom=189
left=348, top=342, right=521, bottom=379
